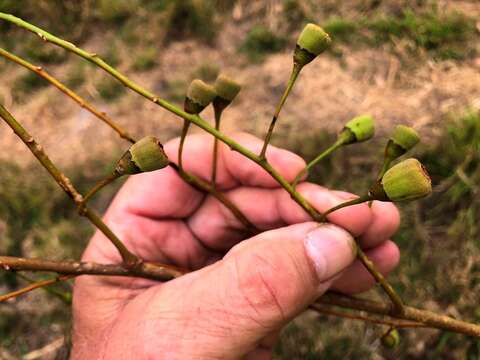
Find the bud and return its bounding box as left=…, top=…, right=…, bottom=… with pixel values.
left=214, top=74, right=241, bottom=103
left=294, top=23, right=331, bottom=67
left=370, top=158, right=432, bottom=202
left=339, top=115, right=375, bottom=144
left=381, top=329, right=400, bottom=349
left=184, top=79, right=217, bottom=114
left=116, top=136, right=169, bottom=175
left=386, top=125, right=420, bottom=158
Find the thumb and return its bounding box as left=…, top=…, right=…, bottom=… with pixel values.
left=147, top=222, right=356, bottom=358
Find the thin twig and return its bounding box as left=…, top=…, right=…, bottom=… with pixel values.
left=0, top=256, right=185, bottom=281
left=1, top=255, right=478, bottom=337
left=310, top=303, right=424, bottom=328
left=169, top=163, right=259, bottom=235
left=0, top=104, right=138, bottom=267
left=318, top=292, right=480, bottom=337
left=0, top=275, right=72, bottom=302
left=0, top=47, right=135, bottom=143
left=260, top=62, right=302, bottom=159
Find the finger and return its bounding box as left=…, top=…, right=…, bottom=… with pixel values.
left=166, top=132, right=306, bottom=189
left=131, top=223, right=356, bottom=358
left=105, top=132, right=306, bottom=220
left=331, top=240, right=400, bottom=294
left=187, top=183, right=374, bottom=251
left=358, top=201, right=400, bottom=249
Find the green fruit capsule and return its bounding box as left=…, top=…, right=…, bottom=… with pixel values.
left=339, top=115, right=375, bottom=144
left=214, top=74, right=241, bottom=103
left=381, top=329, right=400, bottom=349
left=116, top=136, right=169, bottom=175
left=385, top=124, right=420, bottom=158
left=370, top=158, right=432, bottom=202
left=184, top=79, right=217, bottom=114
left=294, top=23, right=331, bottom=67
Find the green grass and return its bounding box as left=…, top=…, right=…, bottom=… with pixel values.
left=132, top=47, right=158, bottom=71
left=96, top=76, right=126, bottom=102
left=12, top=71, right=49, bottom=100
left=322, top=9, right=477, bottom=60
left=240, top=25, right=287, bottom=62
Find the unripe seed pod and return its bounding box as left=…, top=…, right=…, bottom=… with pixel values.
left=294, top=23, right=331, bottom=67
left=184, top=79, right=217, bottom=114
left=385, top=124, right=420, bottom=158
left=340, top=115, right=375, bottom=144
left=116, top=136, right=169, bottom=175
left=392, top=125, right=420, bottom=151
left=370, top=158, right=432, bottom=202
left=381, top=329, right=400, bottom=349
left=214, top=74, right=241, bottom=103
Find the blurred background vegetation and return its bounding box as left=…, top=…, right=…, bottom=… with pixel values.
left=0, top=0, right=479, bottom=359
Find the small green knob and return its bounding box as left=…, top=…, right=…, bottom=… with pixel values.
left=294, top=23, right=331, bottom=67
left=184, top=79, right=216, bottom=114
left=116, top=136, right=169, bottom=175
left=371, top=158, right=432, bottom=202
left=381, top=329, right=400, bottom=349
left=214, top=74, right=241, bottom=102
left=297, top=23, right=331, bottom=56
left=340, top=115, right=375, bottom=144
left=392, top=125, right=420, bottom=151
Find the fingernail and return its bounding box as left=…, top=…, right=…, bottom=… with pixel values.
left=304, top=224, right=356, bottom=281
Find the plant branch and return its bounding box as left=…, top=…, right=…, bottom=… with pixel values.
left=169, top=163, right=258, bottom=235
left=15, top=272, right=72, bottom=304
left=178, top=120, right=190, bottom=169
left=310, top=303, right=423, bottom=328
left=0, top=256, right=184, bottom=281
left=0, top=274, right=72, bottom=302
left=260, top=62, right=302, bottom=159
left=0, top=47, right=135, bottom=143
left=0, top=103, right=138, bottom=267
left=319, top=194, right=373, bottom=222
left=1, top=255, right=478, bottom=337
left=292, top=140, right=344, bottom=188
left=318, top=292, right=480, bottom=337
left=83, top=171, right=121, bottom=204
left=211, top=107, right=223, bottom=186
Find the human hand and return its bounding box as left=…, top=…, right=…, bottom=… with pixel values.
left=72, top=133, right=400, bottom=359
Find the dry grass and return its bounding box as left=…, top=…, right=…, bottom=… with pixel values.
left=0, top=1, right=479, bottom=358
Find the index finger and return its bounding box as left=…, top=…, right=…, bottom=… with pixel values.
left=110, top=132, right=306, bottom=219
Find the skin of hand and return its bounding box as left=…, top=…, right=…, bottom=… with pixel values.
left=72, top=132, right=400, bottom=360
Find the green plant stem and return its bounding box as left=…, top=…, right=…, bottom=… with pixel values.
left=0, top=47, right=135, bottom=143
left=83, top=171, right=121, bottom=204
left=355, top=246, right=404, bottom=313
left=0, top=274, right=72, bottom=302
left=377, top=157, right=394, bottom=181
left=0, top=103, right=139, bottom=268
left=211, top=108, right=223, bottom=186
left=260, top=62, right=302, bottom=159
left=0, top=12, right=404, bottom=313
left=170, top=163, right=258, bottom=235
left=15, top=272, right=72, bottom=305
left=319, top=194, right=373, bottom=222
left=292, top=140, right=344, bottom=188
left=178, top=119, right=190, bottom=169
